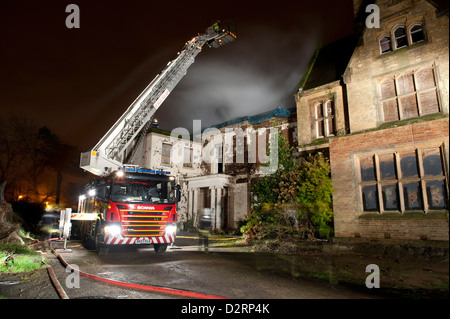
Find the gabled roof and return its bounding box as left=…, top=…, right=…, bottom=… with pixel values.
left=298, top=34, right=358, bottom=92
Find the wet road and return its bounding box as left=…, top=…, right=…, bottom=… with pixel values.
left=47, top=237, right=385, bottom=300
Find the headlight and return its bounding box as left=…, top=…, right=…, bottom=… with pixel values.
left=166, top=224, right=177, bottom=235
left=104, top=225, right=121, bottom=236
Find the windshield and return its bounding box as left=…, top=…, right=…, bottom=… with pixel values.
left=108, top=180, right=176, bottom=204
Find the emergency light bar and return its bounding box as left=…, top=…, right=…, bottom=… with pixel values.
left=117, top=167, right=171, bottom=175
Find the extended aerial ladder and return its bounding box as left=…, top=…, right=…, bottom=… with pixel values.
left=80, top=21, right=236, bottom=176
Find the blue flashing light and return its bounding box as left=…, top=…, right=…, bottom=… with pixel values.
left=118, top=167, right=171, bottom=175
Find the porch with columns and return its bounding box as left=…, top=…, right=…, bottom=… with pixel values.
left=186, top=174, right=230, bottom=230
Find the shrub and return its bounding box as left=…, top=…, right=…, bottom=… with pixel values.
left=243, top=129, right=334, bottom=241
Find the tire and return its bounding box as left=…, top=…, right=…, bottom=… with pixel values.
left=153, top=243, right=168, bottom=253
left=82, top=233, right=95, bottom=250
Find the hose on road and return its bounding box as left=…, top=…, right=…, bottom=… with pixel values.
left=44, top=239, right=228, bottom=299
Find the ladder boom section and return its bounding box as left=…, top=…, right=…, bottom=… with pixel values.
left=80, top=22, right=236, bottom=176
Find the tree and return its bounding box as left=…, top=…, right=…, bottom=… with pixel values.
left=0, top=115, right=79, bottom=204
left=242, top=128, right=334, bottom=240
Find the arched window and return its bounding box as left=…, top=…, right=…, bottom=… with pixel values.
left=314, top=100, right=335, bottom=138
left=379, top=36, right=392, bottom=53
left=394, top=26, right=408, bottom=49
left=410, top=24, right=425, bottom=44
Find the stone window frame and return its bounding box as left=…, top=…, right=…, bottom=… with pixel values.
left=409, top=23, right=425, bottom=45
left=183, top=146, right=193, bottom=168
left=161, top=142, right=172, bottom=165
left=313, top=99, right=335, bottom=139
left=379, top=35, right=392, bottom=54
left=378, top=66, right=441, bottom=123
left=356, top=145, right=449, bottom=214
left=378, top=22, right=426, bottom=55
left=393, top=25, right=408, bottom=49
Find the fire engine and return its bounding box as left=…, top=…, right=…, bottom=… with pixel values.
left=73, top=21, right=236, bottom=254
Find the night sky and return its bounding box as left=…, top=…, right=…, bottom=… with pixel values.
left=1, top=0, right=356, bottom=151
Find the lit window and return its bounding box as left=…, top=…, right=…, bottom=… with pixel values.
left=410, top=24, right=425, bottom=44
left=315, top=102, right=325, bottom=138
left=380, top=36, right=392, bottom=53
left=313, top=100, right=335, bottom=139
left=394, top=26, right=408, bottom=49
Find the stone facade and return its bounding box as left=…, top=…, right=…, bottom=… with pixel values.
left=138, top=108, right=298, bottom=231
left=344, top=0, right=449, bottom=132
left=296, top=0, right=449, bottom=240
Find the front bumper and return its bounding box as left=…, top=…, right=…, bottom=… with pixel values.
left=104, top=233, right=175, bottom=245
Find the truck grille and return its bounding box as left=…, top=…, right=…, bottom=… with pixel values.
left=120, top=209, right=168, bottom=237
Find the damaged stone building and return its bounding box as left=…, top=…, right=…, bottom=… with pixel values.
left=135, top=107, right=298, bottom=231
left=296, top=0, right=449, bottom=240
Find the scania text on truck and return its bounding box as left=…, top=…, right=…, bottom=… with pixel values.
left=74, top=167, right=180, bottom=254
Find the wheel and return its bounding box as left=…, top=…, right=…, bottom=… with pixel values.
left=153, top=243, right=168, bottom=253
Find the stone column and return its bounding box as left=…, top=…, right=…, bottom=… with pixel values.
left=216, top=187, right=222, bottom=230
left=187, top=188, right=193, bottom=221
left=193, top=188, right=198, bottom=226
left=210, top=186, right=216, bottom=230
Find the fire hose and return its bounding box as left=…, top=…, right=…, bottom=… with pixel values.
left=34, top=238, right=228, bottom=299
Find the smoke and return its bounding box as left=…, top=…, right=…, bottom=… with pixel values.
left=155, top=25, right=319, bottom=131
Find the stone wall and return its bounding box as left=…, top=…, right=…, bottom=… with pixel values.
left=344, top=0, right=449, bottom=133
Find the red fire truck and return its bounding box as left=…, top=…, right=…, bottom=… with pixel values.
left=74, top=22, right=235, bottom=254
left=74, top=167, right=179, bottom=254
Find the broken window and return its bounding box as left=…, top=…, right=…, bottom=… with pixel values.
left=403, top=182, right=423, bottom=210
left=359, top=147, right=448, bottom=213
left=183, top=147, right=193, bottom=167
left=410, top=24, right=425, bottom=44
left=426, top=180, right=447, bottom=209
left=379, top=23, right=426, bottom=55
left=161, top=143, right=172, bottom=165
left=394, top=26, right=408, bottom=49
left=382, top=184, right=400, bottom=211
left=362, top=185, right=379, bottom=211
left=313, top=99, right=335, bottom=139
left=314, top=102, right=325, bottom=138
left=380, top=36, right=392, bottom=53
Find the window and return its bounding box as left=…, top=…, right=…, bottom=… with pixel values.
left=183, top=147, right=193, bottom=167
left=379, top=36, right=392, bottom=53
left=410, top=24, right=425, bottom=44
left=161, top=143, right=172, bottom=165
left=378, top=23, right=426, bottom=54
left=359, top=147, right=448, bottom=213
left=313, top=100, right=335, bottom=139
left=394, top=26, right=408, bottom=49
left=380, top=67, right=440, bottom=123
